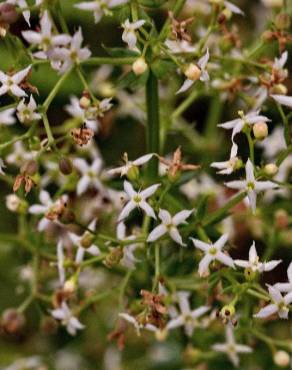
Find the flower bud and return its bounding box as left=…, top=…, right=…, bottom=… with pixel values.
left=222, top=8, right=232, bottom=20
left=275, top=13, right=291, bottom=30
left=155, top=328, right=168, bottom=341
left=275, top=209, right=289, bottom=230
left=264, top=163, right=278, bottom=176
left=80, top=232, right=95, bottom=249
left=0, top=4, right=18, bottom=24
left=59, top=157, right=73, bottom=175
left=127, top=165, right=139, bottom=182
left=6, top=194, right=21, bottom=212
left=274, top=350, right=290, bottom=367
left=253, top=121, right=268, bottom=140
left=1, top=308, right=26, bottom=334
left=0, top=26, right=7, bottom=38
left=221, top=304, right=235, bottom=319
left=261, top=0, right=283, bottom=8
left=79, top=96, right=91, bottom=109
left=184, top=63, right=201, bottom=81
left=63, top=279, right=76, bottom=294
left=271, top=84, right=288, bottom=95
left=132, top=57, right=148, bottom=75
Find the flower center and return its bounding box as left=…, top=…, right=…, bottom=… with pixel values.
left=209, top=247, right=217, bottom=256
left=247, top=182, right=255, bottom=190
left=133, top=195, right=142, bottom=203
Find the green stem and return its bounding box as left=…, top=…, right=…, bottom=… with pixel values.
left=42, top=112, right=55, bottom=145
left=172, top=89, right=199, bottom=119
left=146, top=70, right=160, bottom=178
left=82, top=57, right=136, bottom=66
left=276, top=102, right=291, bottom=146
left=246, top=130, right=255, bottom=164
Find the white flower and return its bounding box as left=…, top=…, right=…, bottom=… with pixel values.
left=3, top=356, right=43, bottom=370
left=177, top=49, right=209, bottom=94
left=69, top=219, right=100, bottom=264
left=108, top=153, right=154, bottom=177
left=118, top=313, right=159, bottom=336
left=51, top=302, right=84, bottom=335
left=0, top=65, right=31, bottom=97
left=75, top=0, right=129, bottom=23
left=22, top=11, right=71, bottom=54
left=273, top=51, right=288, bottom=71
left=49, top=28, right=91, bottom=74
left=212, top=325, right=252, bottom=367
left=16, top=95, right=41, bottom=124
left=28, top=190, right=67, bottom=231
left=274, top=263, right=292, bottom=293
left=0, top=108, right=16, bottom=126
left=271, top=94, right=292, bottom=109
left=224, top=1, right=244, bottom=15
left=191, top=233, right=235, bottom=276
left=218, top=110, right=270, bottom=158
left=166, top=292, right=209, bottom=337
left=57, top=240, right=65, bottom=286
left=147, top=208, right=193, bottom=246
left=234, top=241, right=281, bottom=272
left=65, top=96, right=99, bottom=132
left=225, top=159, right=277, bottom=213
left=118, top=181, right=160, bottom=221
left=117, top=222, right=140, bottom=270
left=7, top=0, right=30, bottom=25
left=73, top=157, right=103, bottom=195
left=165, top=39, right=196, bottom=54
left=254, top=284, right=292, bottom=319
left=6, top=141, right=34, bottom=167
left=211, top=154, right=240, bottom=175
left=121, top=19, right=145, bottom=49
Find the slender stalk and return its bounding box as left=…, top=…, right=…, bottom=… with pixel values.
left=82, top=57, right=136, bottom=66
left=276, top=102, right=291, bottom=146
left=146, top=70, right=160, bottom=177
left=172, top=89, right=199, bottom=119
left=246, top=131, right=255, bottom=164
left=42, top=112, right=55, bottom=145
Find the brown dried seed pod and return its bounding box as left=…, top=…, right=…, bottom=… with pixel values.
left=0, top=4, right=18, bottom=24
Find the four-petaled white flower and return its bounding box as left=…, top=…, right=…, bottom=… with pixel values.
left=218, top=110, right=270, bottom=158
left=275, top=263, right=292, bottom=293
left=69, top=219, right=100, bottom=264
left=22, top=11, right=71, bottom=54
left=0, top=108, right=16, bottom=126
left=212, top=325, right=252, bottom=367
left=73, top=157, right=103, bottom=195
left=75, top=0, right=129, bottom=23
left=177, top=49, right=209, bottom=94
left=17, top=95, right=41, bottom=124
left=51, top=302, right=84, bottom=335
left=254, top=284, right=292, bottom=319
left=0, top=66, right=31, bottom=97
left=49, top=28, right=91, bottom=74
left=234, top=241, right=281, bottom=273
left=191, top=233, right=235, bottom=277
left=166, top=292, right=209, bottom=337
left=271, top=94, right=292, bottom=109
left=108, top=153, right=154, bottom=177
left=119, top=312, right=159, bottom=336
left=118, top=181, right=160, bottom=221
left=147, top=208, right=193, bottom=246
left=225, top=159, right=277, bottom=213
left=211, top=154, right=240, bottom=175
left=121, top=19, right=145, bottom=49
left=65, top=96, right=99, bottom=132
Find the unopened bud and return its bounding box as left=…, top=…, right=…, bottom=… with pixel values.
left=274, top=350, right=290, bottom=367
left=271, top=84, right=288, bottom=95
left=63, top=279, right=76, bottom=294
left=59, top=157, right=73, bottom=175
left=79, top=96, right=91, bottom=109
left=127, top=165, right=139, bottom=181
left=275, top=13, right=291, bottom=30
left=221, top=304, right=235, bottom=319
left=275, top=209, right=289, bottom=230
left=264, top=163, right=278, bottom=176
left=132, top=57, right=148, bottom=75
left=1, top=308, right=26, bottom=334
left=21, top=160, right=38, bottom=176
left=0, top=4, right=18, bottom=24
left=6, top=194, right=21, bottom=212
left=184, top=63, right=201, bottom=81
left=253, top=121, right=268, bottom=140
left=80, top=232, right=95, bottom=249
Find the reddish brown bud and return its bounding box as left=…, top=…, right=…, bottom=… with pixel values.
left=0, top=4, right=18, bottom=24
left=59, top=157, right=73, bottom=175
left=1, top=308, right=26, bottom=335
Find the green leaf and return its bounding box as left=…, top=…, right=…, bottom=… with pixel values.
left=196, top=195, right=209, bottom=222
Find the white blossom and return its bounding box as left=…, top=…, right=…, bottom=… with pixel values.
left=211, top=153, right=240, bottom=175
left=73, top=157, right=103, bottom=195
left=166, top=292, right=209, bottom=337
left=254, top=284, right=292, bottom=319
left=218, top=110, right=270, bottom=158
left=177, top=49, right=209, bottom=94
left=75, top=0, right=129, bottom=23
left=65, top=96, right=99, bottom=132
left=147, top=208, right=193, bottom=246
left=51, top=302, right=84, bottom=335
left=234, top=241, right=281, bottom=272
left=274, top=263, right=292, bottom=293
left=69, top=219, right=100, bottom=264
left=108, top=153, right=154, bottom=177
left=57, top=240, right=65, bottom=286
left=118, top=181, right=160, bottom=221
left=0, top=66, right=31, bottom=97
left=121, top=19, right=145, bottom=49
left=225, top=159, right=277, bottom=213
left=271, top=94, right=292, bottom=109
left=191, top=233, right=235, bottom=276
left=212, top=325, right=252, bottom=367
left=165, top=39, right=196, bottom=54
left=224, top=1, right=244, bottom=15
left=0, top=108, right=16, bottom=126
left=17, top=95, right=41, bottom=124
left=6, top=141, right=34, bottom=167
